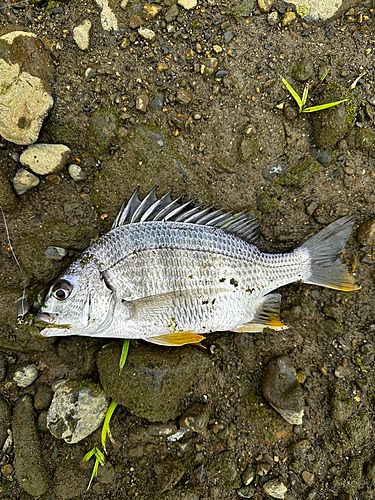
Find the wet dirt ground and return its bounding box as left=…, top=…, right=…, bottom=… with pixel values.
left=1, top=0, right=375, bottom=498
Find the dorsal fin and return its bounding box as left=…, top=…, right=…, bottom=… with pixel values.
left=112, top=187, right=261, bottom=245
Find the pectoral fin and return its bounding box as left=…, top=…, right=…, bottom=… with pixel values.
left=147, top=331, right=205, bottom=346
left=232, top=293, right=288, bottom=333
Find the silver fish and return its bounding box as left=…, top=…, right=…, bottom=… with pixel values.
left=36, top=188, right=359, bottom=346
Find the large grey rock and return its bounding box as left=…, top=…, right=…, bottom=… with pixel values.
left=47, top=380, right=109, bottom=443
left=12, top=394, right=50, bottom=496
left=287, top=0, right=361, bottom=21
left=97, top=342, right=215, bottom=422
left=20, top=143, right=71, bottom=175
left=0, top=31, right=54, bottom=145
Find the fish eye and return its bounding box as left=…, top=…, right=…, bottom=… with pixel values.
left=52, top=280, right=72, bottom=301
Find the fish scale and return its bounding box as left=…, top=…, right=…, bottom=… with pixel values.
left=36, top=189, right=359, bottom=345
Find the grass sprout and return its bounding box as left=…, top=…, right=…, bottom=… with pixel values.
left=280, top=75, right=347, bottom=113
left=83, top=339, right=130, bottom=490
left=349, top=72, right=366, bottom=90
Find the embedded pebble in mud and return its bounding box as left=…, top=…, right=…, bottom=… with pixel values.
left=12, top=395, right=50, bottom=496
left=357, top=218, right=375, bottom=246
left=200, top=58, right=218, bottom=79
left=138, top=27, right=156, bottom=42
left=0, top=31, right=54, bottom=145
left=13, top=364, right=39, bottom=388
left=258, top=0, right=274, bottom=13
left=44, top=245, right=67, bottom=261
left=20, top=143, right=71, bottom=175
left=179, top=403, right=209, bottom=434
left=262, top=478, right=287, bottom=499
left=262, top=354, right=304, bottom=425
left=47, top=380, right=109, bottom=443
left=34, top=383, right=53, bottom=410
left=281, top=11, right=296, bottom=27
left=136, top=93, right=150, bottom=112
left=72, top=19, right=92, bottom=51
left=13, top=168, right=40, bottom=195
left=147, top=422, right=177, bottom=437
left=143, top=3, right=162, bottom=20
left=177, top=0, right=197, bottom=10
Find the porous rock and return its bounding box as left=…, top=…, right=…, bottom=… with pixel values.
left=20, top=143, right=71, bottom=175
left=13, top=364, right=39, bottom=388
left=97, top=342, right=214, bottom=422
left=262, top=354, right=304, bottom=425
left=0, top=31, right=54, bottom=145
left=13, top=168, right=40, bottom=195
left=47, top=380, right=109, bottom=443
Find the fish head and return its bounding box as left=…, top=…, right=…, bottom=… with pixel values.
left=36, top=261, right=115, bottom=337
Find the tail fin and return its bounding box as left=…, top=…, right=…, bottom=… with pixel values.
left=301, top=216, right=360, bottom=291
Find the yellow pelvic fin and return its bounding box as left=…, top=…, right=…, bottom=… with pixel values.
left=147, top=331, right=206, bottom=346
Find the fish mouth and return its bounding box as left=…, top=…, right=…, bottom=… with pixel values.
left=36, top=312, right=59, bottom=324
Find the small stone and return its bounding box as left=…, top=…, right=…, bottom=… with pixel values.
left=143, top=3, right=162, bottom=20
left=34, top=384, right=53, bottom=410
left=149, top=92, right=164, bottom=111
left=147, top=423, right=177, bottom=437
left=157, top=62, right=168, bottom=72
left=242, top=467, right=255, bottom=485
left=262, top=162, right=285, bottom=180
left=138, top=27, right=155, bottom=41
left=178, top=0, right=197, bottom=10
left=44, top=246, right=67, bottom=261
left=258, top=0, right=274, bottom=13
left=302, top=471, right=314, bottom=485
left=334, top=365, right=351, bottom=378
left=13, top=168, right=40, bottom=195
left=13, top=364, right=39, bottom=388
left=283, top=105, right=298, bottom=120
left=201, top=58, right=218, bottom=79
left=129, top=14, right=143, bottom=28
left=224, top=31, right=233, bottom=43
left=120, top=0, right=129, bottom=9
left=136, top=94, right=149, bottom=112
left=20, top=144, right=71, bottom=175
left=289, top=439, right=311, bottom=458
left=357, top=218, right=375, bottom=246
left=212, top=44, right=222, bottom=53
left=165, top=3, right=179, bottom=22
left=176, top=89, right=193, bottom=105
left=237, top=485, right=255, bottom=498
left=179, top=403, right=209, bottom=433
left=68, top=164, right=87, bottom=182
left=263, top=478, right=287, bottom=499
left=72, top=19, right=92, bottom=51
left=267, top=11, right=278, bottom=25
left=120, top=37, right=130, bottom=49
left=232, top=0, right=255, bottom=17
left=292, top=60, right=314, bottom=82
left=262, top=354, right=304, bottom=425
left=281, top=11, right=296, bottom=27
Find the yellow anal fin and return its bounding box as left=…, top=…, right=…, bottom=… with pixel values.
left=232, top=293, right=288, bottom=333
left=147, top=331, right=206, bottom=346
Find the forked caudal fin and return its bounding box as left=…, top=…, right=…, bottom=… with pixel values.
left=301, top=216, right=360, bottom=292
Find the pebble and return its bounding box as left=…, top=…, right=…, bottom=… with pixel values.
left=201, top=58, right=218, bottom=79
left=165, top=4, right=179, bottom=22
left=263, top=478, right=288, bottom=499
left=47, top=380, right=109, bottom=443
left=0, top=31, right=54, bottom=145
left=281, top=11, right=296, bottom=27
left=357, top=218, right=375, bottom=246
left=268, top=11, right=278, bottom=24
left=120, top=0, right=129, bottom=9
left=44, top=246, right=67, bottom=261
left=138, top=27, right=156, bottom=41
left=147, top=423, right=177, bottom=437
left=34, top=383, right=53, bottom=410
left=72, top=19, right=92, bottom=51
left=149, top=92, right=164, bottom=111
left=262, top=161, right=285, bottom=180
left=129, top=14, right=143, bottom=28
left=176, top=89, right=193, bottom=105
left=179, top=403, right=209, bottom=434
left=302, top=471, right=314, bottom=485
left=20, top=143, right=71, bottom=175
left=12, top=395, right=50, bottom=496
left=178, top=0, right=197, bottom=10
left=242, top=466, right=255, bottom=485
left=143, top=3, right=162, bottom=20
left=68, top=164, right=87, bottom=182
left=94, top=0, right=118, bottom=31
left=13, top=168, right=40, bottom=195
left=224, top=31, right=233, bottom=43
left=136, top=94, right=149, bottom=112
left=13, top=364, right=39, bottom=388
left=262, top=354, right=304, bottom=425
left=155, top=458, right=185, bottom=493
left=258, top=0, right=274, bottom=13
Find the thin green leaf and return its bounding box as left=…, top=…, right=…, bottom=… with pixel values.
left=280, top=76, right=303, bottom=111
left=87, top=458, right=100, bottom=490
left=349, top=72, right=366, bottom=90
left=119, top=339, right=130, bottom=375
left=301, top=85, right=309, bottom=107
left=302, top=99, right=347, bottom=113
left=95, top=448, right=105, bottom=465
left=320, top=68, right=329, bottom=82
left=357, top=357, right=367, bottom=374
left=82, top=448, right=97, bottom=462
left=101, top=400, right=118, bottom=453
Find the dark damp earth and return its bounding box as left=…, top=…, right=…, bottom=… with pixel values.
left=1, top=0, right=375, bottom=499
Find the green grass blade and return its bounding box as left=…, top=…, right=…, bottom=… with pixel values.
left=320, top=68, right=329, bottom=82
left=95, top=448, right=106, bottom=465
left=119, top=339, right=130, bottom=375
left=349, top=72, right=366, bottom=90
left=82, top=448, right=96, bottom=462
left=280, top=76, right=303, bottom=111
left=101, top=400, right=118, bottom=453
left=302, top=99, right=347, bottom=113
left=301, top=85, right=309, bottom=107
left=87, top=458, right=99, bottom=490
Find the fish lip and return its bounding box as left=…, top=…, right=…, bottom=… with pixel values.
left=36, top=312, right=58, bottom=324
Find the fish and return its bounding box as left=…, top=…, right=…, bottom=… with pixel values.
left=36, top=187, right=359, bottom=346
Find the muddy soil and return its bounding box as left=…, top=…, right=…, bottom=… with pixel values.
left=1, top=0, right=375, bottom=499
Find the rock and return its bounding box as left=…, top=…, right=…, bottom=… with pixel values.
left=0, top=397, right=11, bottom=449
left=143, top=3, right=162, bottom=20
left=20, top=144, right=71, bottom=175
left=276, top=156, right=320, bottom=188
left=93, top=0, right=118, bottom=31
left=147, top=423, right=177, bottom=437
left=291, top=60, right=314, bottom=82
left=346, top=128, right=375, bottom=152
left=262, top=354, right=304, bottom=425
left=258, top=0, right=274, bottom=13
left=88, top=108, right=119, bottom=155
left=302, top=471, right=314, bottom=485
left=44, top=246, right=67, bottom=261
left=138, top=27, right=156, bottom=42
left=72, top=19, right=92, bottom=50
left=287, top=0, right=361, bottom=22
left=240, top=136, right=258, bottom=160
left=129, top=14, right=143, bottom=28
left=136, top=94, right=149, bottom=112
left=281, top=11, right=296, bottom=27
left=0, top=167, right=18, bottom=212
left=237, top=485, right=256, bottom=498
left=262, top=161, right=285, bottom=180
left=331, top=384, right=353, bottom=423
left=289, top=439, right=311, bottom=459
left=358, top=218, right=375, bottom=247
left=13, top=168, right=40, bottom=195
left=231, top=0, right=255, bottom=17
left=155, top=458, right=185, bottom=493
left=12, top=394, right=50, bottom=496
left=312, top=83, right=355, bottom=149
left=47, top=380, right=109, bottom=443
left=52, top=458, right=87, bottom=499
left=176, top=89, right=194, bottom=105
left=165, top=4, right=179, bottom=22
left=263, top=478, right=287, bottom=499
left=149, top=92, right=165, bottom=111
left=120, top=0, right=129, bottom=9
left=34, top=383, right=53, bottom=410
left=179, top=403, right=209, bottom=434
left=268, top=11, right=278, bottom=25
left=68, top=164, right=87, bottom=181
left=201, top=58, right=218, bottom=79
left=0, top=31, right=54, bottom=145
left=13, top=364, right=39, bottom=388
left=178, top=0, right=197, bottom=10
left=97, top=342, right=214, bottom=422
